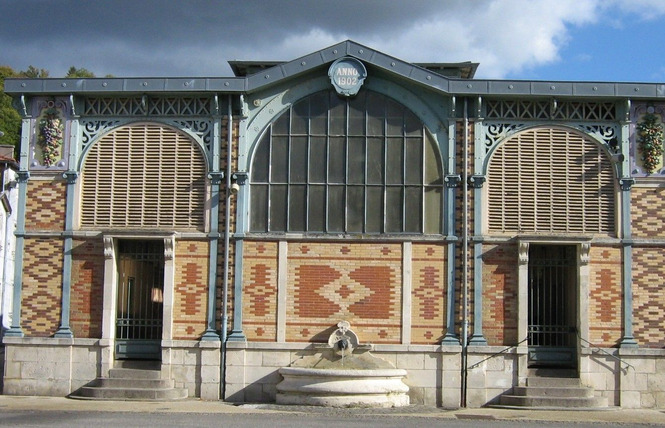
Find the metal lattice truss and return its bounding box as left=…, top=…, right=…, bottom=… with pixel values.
left=486, top=100, right=616, bottom=122
left=84, top=96, right=212, bottom=116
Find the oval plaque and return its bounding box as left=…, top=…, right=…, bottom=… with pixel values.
left=328, top=57, right=367, bottom=97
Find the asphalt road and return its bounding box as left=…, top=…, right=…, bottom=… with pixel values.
left=0, top=410, right=659, bottom=428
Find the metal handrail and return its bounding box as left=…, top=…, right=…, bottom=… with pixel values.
left=468, top=337, right=528, bottom=369
left=577, top=332, right=634, bottom=371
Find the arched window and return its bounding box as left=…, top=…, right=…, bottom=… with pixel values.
left=80, top=123, right=207, bottom=231
left=250, top=90, right=443, bottom=234
left=487, top=126, right=616, bottom=235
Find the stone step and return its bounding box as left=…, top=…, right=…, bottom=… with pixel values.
left=500, top=394, right=608, bottom=408
left=513, top=385, right=594, bottom=398
left=92, top=377, right=174, bottom=389
left=108, top=368, right=162, bottom=380
left=77, top=385, right=187, bottom=401
left=526, top=376, right=580, bottom=387
left=114, top=360, right=161, bottom=370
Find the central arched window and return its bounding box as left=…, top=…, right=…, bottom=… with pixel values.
left=250, top=90, right=443, bottom=234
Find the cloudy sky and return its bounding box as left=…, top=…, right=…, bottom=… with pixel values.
left=1, top=0, right=665, bottom=82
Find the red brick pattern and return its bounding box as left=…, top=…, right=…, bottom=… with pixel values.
left=482, top=244, right=518, bottom=345
left=22, top=238, right=63, bottom=336
left=243, top=241, right=278, bottom=341
left=287, top=242, right=401, bottom=344
left=25, top=180, right=66, bottom=231
left=411, top=243, right=447, bottom=344
left=633, top=247, right=665, bottom=347
left=173, top=240, right=209, bottom=339
left=589, top=246, right=622, bottom=346
left=70, top=239, right=104, bottom=338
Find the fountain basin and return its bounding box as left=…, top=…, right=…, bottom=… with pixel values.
left=276, top=366, right=410, bottom=408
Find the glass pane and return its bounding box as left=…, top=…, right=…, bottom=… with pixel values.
left=271, top=136, right=288, bottom=182
left=292, top=99, right=309, bottom=135
left=308, top=185, right=326, bottom=231
left=385, top=187, right=403, bottom=232
left=405, top=137, right=423, bottom=185
left=348, top=137, right=365, bottom=184
left=289, top=185, right=306, bottom=231
left=269, top=185, right=287, bottom=231
left=330, top=94, right=346, bottom=135
left=349, top=93, right=365, bottom=135
left=424, top=186, right=442, bottom=234
left=366, top=186, right=383, bottom=233
left=347, top=186, right=364, bottom=232
left=251, top=132, right=270, bottom=182
left=386, top=98, right=403, bottom=136
left=405, top=186, right=422, bottom=233
left=367, top=137, right=384, bottom=185
left=309, top=136, right=327, bottom=183
left=424, top=134, right=443, bottom=185
left=310, top=92, right=328, bottom=135
left=386, top=138, right=404, bottom=184
left=290, top=137, right=308, bottom=182
left=272, top=110, right=290, bottom=135
left=250, top=185, right=268, bottom=231
left=329, top=137, right=346, bottom=183
left=404, top=110, right=422, bottom=137
left=328, top=186, right=345, bottom=232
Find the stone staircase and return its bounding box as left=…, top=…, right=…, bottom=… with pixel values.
left=498, top=369, right=608, bottom=409
left=71, top=361, right=187, bottom=401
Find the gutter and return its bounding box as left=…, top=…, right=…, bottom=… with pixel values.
left=461, top=97, right=470, bottom=407
left=220, top=94, right=233, bottom=399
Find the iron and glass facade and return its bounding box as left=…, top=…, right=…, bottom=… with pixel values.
left=2, top=41, right=665, bottom=408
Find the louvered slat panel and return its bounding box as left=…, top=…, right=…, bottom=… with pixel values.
left=81, top=123, right=207, bottom=231
left=487, top=127, right=615, bottom=236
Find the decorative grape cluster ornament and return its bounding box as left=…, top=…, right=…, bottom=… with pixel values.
left=637, top=113, right=664, bottom=174
left=38, top=107, right=64, bottom=167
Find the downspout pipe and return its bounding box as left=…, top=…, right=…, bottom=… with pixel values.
left=220, top=94, right=233, bottom=399
left=461, top=97, right=469, bottom=408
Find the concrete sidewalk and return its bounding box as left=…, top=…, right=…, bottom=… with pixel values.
left=1, top=396, right=665, bottom=425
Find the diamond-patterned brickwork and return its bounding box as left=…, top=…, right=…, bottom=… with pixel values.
left=22, top=238, right=63, bottom=336
left=632, top=187, right=665, bottom=239
left=25, top=180, right=66, bottom=231
left=633, top=247, right=665, bottom=347
left=287, top=242, right=401, bottom=344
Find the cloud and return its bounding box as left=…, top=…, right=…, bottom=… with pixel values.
left=0, top=0, right=663, bottom=79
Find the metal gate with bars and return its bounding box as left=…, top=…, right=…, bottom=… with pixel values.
left=115, top=240, right=164, bottom=360
left=527, top=244, right=577, bottom=368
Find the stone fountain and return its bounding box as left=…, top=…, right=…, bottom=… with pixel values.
left=276, top=321, right=410, bottom=407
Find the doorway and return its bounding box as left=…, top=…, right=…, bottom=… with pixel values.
left=527, top=244, right=577, bottom=368
left=115, top=239, right=164, bottom=360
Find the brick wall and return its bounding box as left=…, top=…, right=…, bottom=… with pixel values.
left=243, top=241, right=278, bottom=341
left=481, top=243, right=518, bottom=346
left=411, top=243, right=447, bottom=344
left=21, top=238, right=64, bottom=336
left=25, top=179, right=66, bottom=230
left=173, top=240, right=209, bottom=340
left=70, top=238, right=104, bottom=338
left=632, top=187, right=665, bottom=239
left=287, top=242, right=402, bottom=343
left=589, top=246, right=623, bottom=346
left=633, top=247, right=665, bottom=347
